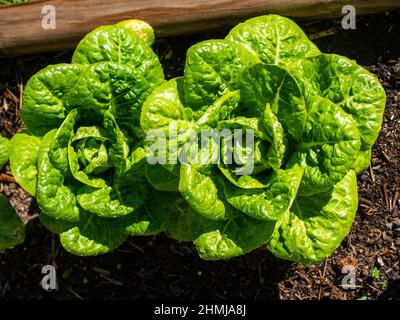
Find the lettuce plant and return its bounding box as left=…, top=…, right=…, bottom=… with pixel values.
left=7, top=15, right=386, bottom=264
left=141, top=15, right=385, bottom=263
left=9, top=20, right=169, bottom=255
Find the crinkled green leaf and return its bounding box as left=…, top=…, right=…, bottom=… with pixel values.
left=179, top=164, right=234, bottom=221
left=72, top=24, right=164, bottom=87
left=226, top=14, right=320, bottom=65
left=40, top=211, right=127, bottom=256
left=240, top=63, right=306, bottom=138
left=145, top=163, right=180, bottom=192
left=48, top=108, right=128, bottom=189
left=224, top=163, right=303, bottom=221
left=0, top=195, right=25, bottom=252
left=216, top=116, right=271, bottom=188
left=165, top=197, right=195, bottom=241
left=9, top=134, right=41, bottom=196
left=195, top=90, right=240, bottom=128
left=184, top=40, right=258, bottom=110
left=67, top=62, right=164, bottom=138
left=21, top=64, right=83, bottom=136
left=0, top=136, right=9, bottom=169
left=123, top=190, right=177, bottom=236
left=295, top=97, right=361, bottom=196
left=36, top=130, right=80, bottom=222
left=76, top=147, right=148, bottom=218
left=166, top=204, right=275, bottom=260
left=288, top=54, right=386, bottom=173
left=141, top=78, right=193, bottom=135
left=262, top=106, right=287, bottom=171
left=268, top=170, right=358, bottom=264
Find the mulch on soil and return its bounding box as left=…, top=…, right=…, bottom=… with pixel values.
left=0, top=12, right=399, bottom=300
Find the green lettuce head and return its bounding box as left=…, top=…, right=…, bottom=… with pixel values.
left=141, top=15, right=385, bottom=263
left=9, top=20, right=167, bottom=256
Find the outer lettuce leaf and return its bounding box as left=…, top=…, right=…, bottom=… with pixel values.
left=145, top=163, right=180, bottom=192
left=67, top=62, right=164, bottom=138
left=226, top=14, right=320, bottom=65
left=268, top=170, right=358, bottom=264
left=9, top=134, right=41, bottom=195
left=123, top=190, right=178, bottom=236
left=36, top=130, right=81, bottom=222
left=179, top=164, right=235, bottom=221
left=40, top=210, right=127, bottom=256
left=184, top=40, right=258, bottom=110
left=0, top=136, right=9, bottom=169
left=0, top=194, right=25, bottom=252
left=21, top=64, right=84, bottom=136
left=295, top=96, right=361, bottom=196
left=224, top=163, right=303, bottom=221
left=72, top=24, right=164, bottom=87
left=166, top=204, right=275, bottom=260
left=288, top=54, right=386, bottom=173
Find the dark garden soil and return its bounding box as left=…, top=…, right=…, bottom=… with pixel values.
left=0, top=12, right=399, bottom=300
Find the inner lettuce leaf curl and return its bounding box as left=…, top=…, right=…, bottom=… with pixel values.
left=141, top=14, right=385, bottom=263
left=9, top=20, right=168, bottom=256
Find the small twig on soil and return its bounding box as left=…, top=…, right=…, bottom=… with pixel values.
left=289, top=282, right=297, bottom=300
left=294, top=270, right=312, bottom=284
left=65, top=286, right=84, bottom=300
left=369, top=166, right=375, bottom=182
left=17, top=82, right=23, bottom=119
left=258, top=264, right=264, bottom=284
left=215, top=293, right=226, bottom=300
left=317, top=260, right=328, bottom=300
left=2, top=95, right=8, bottom=112
left=5, top=88, right=18, bottom=104
left=309, top=28, right=337, bottom=40
left=366, top=284, right=379, bottom=292
left=98, top=274, right=124, bottom=286
left=93, top=267, right=112, bottom=276
left=370, top=248, right=389, bottom=260
left=0, top=173, right=16, bottom=183
left=0, top=281, right=9, bottom=300
left=381, top=150, right=391, bottom=163
left=392, top=191, right=398, bottom=212
left=127, top=240, right=145, bottom=253
left=383, top=183, right=389, bottom=209
left=339, top=284, right=363, bottom=288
